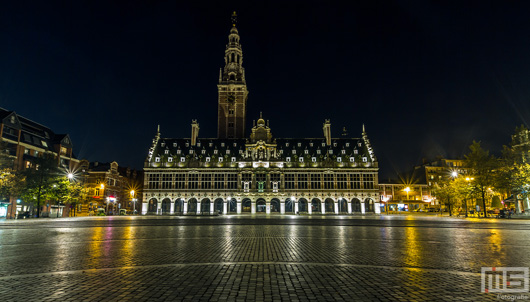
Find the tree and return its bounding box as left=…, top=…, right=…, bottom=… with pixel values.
left=432, top=178, right=456, bottom=216
left=19, top=153, right=63, bottom=218
left=465, top=141, right=498, bottom=218
left=0, top=141, right=24, bottom=207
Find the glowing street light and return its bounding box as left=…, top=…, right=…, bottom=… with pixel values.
left=67, top=173, right=74, bottom=179
left=451, top=171, right=458, bottom=178
left=404, top=187, right=410, bottom=201
left=130, top=190, right=137, bottom=215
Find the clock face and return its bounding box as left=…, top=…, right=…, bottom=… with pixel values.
left=227, top=94, right=235, bottom=103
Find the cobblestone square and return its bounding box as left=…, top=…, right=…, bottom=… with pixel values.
left=1, top=215, right=529, bottom=301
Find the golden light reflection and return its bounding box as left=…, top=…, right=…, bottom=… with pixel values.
left=487, top=229, right=504, bottom=268
left=87, top=226, right=104, bottom=268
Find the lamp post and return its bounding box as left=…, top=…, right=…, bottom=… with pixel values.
left=100, top=184, right=105, bottom=214
left=130, top=190, right=136, bottom=215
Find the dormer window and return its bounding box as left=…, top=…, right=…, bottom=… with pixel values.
left=350, top=157, right=355, bottom=162
left=221, top=143, right=225, bottom=147
left=337, top=157, right=342, bottom=162
left=186, top=143, right=189, bottom=147
left=161, top=142, right=165, bottom=147
left=219, top=157, right=223, bottom=162
left=173, top=143, right=177, bottom=147
left=310, top=143, right=313, bottom=147
left=333, top=143, right=337, bottom=147
left=197, top=142, right=201, bottom=147
left=358, top=143, right=362, bottom=147
left=286, top=142, right=289, bottom=147
left=202, top=150, right=206, bottom=154
left=341, top=150, right=346, bottom=154
left=362, top=157, right=368, bottom=162
left=177, top=150, right=181, bottom=154
left=189, top=150, right=194, bottom=154
left=168, top=157, right=173, bottom=162
left=297, top=143, right=301, bottom=147
left=231, top=157, right=236, bottom=162
left=181, top=157, right=185, bottom=162
left=206, top=157, right=211, bottom=162
left=299, top=157, right=303, bottom=162
left=329, top=150, right=333, bottom=154
left=233, top=143, right=237, bottom=147
left=345, top=143, right=349, bottom=147
left=226, top=150, right=230, bottom=154
left=322, top=143, right=325, bottom=147
left=165, top=150, right=169, bottom=154
left=312, top=157, right=317, bottom=162
left=292, top=150, right=296, bottom=154
left=239, top=150, right=243, bottom=154
left=155, top=157, right=160, bottom=162
left=279, top=150, right=283, bottom=154
left=304, top=150, right=309, bottom=154
left=286, top=157, right=291, bottom=162
left=214, top=150, right=218, bottom=155
left=209, top=143, right=213, bottom=147
left=354, top=150, right=358, bottom=155
left=317, top=150, right=321, bottom=155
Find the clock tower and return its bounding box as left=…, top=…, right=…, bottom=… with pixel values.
left=217, top=12, right=249, bottom=139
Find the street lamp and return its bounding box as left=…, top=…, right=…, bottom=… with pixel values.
left=404, top=187, right=410, bottom=201
left=464, top=177, right=474, bottom=218
left=130, top=190, right=137, bottom=215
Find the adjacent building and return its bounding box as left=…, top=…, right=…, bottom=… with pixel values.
left=142, top=14, right=380, bottom=215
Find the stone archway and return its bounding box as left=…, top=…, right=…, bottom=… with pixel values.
left=365, top=198, right=375, bottom=213
left=352, top=198, right=361, bottom=213
left=285, top=198, right=294, bottom=213
left=311, top=198, right=321, bottom=213
left=228, top=198, right=237, bottom=213
left=298, top=198, right=308, bottom=213
left=201, top=198, right=211, bottom=214
left=339, top=198, right=348, bottom=213
left=256, top=199, right=266, bottom=213
left=242, top=198, right=252, bottom=213
left=270, top=198, right=280, bottom=213
left=214, top=198, right=224, bottom=214
left=161, top=198, right=171, bottom=214
left=148, top=198, right=158, bottom=213
left=324, top=198, right=335, bottom=214
left=174, top=199, right=184, bottom=214
left=187, top=198, right=198, bottom=214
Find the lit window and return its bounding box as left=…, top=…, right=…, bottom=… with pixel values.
left=286, top=143, right=289, bottom=147
left=354, top=150, right=358, bottom=155
left=337, top=157, right=342, bottom=162
left=346, top=143, right=349, bottom=147
left=362, top=157, right=367, bottom=162
left=292, top=150, right=296, bottom=154
left=219, top=157, right=223, bottom=162
left=177, top=150, right=181, bottom=154
left=312, top=157, right=317, bottom=162
left=180, top=157, right=185, bottom=162
left=202, top=150, right=206, bottom=154
left=206, top=157, right=211, bottom=162
left=214, top=150, right=218, bottom=155
left=233, top=143, right=237, bottom=147
left=322, top=143, right=325, bottom=147
left=341, top=150, right=346, bottom=154
left=317, top=150, right=321, bottom=155
left=297, top=143, right=301, bottom=147
left=286, top=157, right=291, bottom=162
left=358, top=143, right=362, bottom=147
left=186, top=143, right=189, bottom=147
left=155, top=157, right=160, bottom=162
left=209, top=143, right=213, bottom=147
left=329, top=150, right=333, bottom=154
left=350, top=157, right=354, bottom=162
left=333, top=143, right=337, bottom=147
left=279, top=150, right=283, bottom=154
left=34, top=151, right=39, bottom=157
left=41, top=140, right=48, bottom=147
left=161, top=143, right=165, bottom=147
left=221, top=143, right=225, bottom=147
left=304, top=150, right=309, bottom=154
left=25, top=161, right=31, bottom=169
left=165, top=150, right=169, bottom=154
left=239, top=150, right=243, bottom=154
left=299, top=157, right=303, bottom=162
left=189, top=150, right=193, bottom=154
left=231, top=157, right=236, bottom=162
left=24, top=149, right=29, bottom=155
left=226, top=150, right=230, bottom=154
left=310, top=143, right=313, bottom=147
left=173, top=143, right=177, bottom=147
left=168, top=157, right=173, bottom=162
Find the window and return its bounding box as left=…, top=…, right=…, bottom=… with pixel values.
left=299, top=157, right=303, bottom=162
left=173, top=143, right=177, bottom=147
left=328, top=150, right=333, bottom=154
left=350, top=157, right=354, bottom=162
left=297, top=143, right=301, bottom=147
left=286, top=157, right=291, bottom=162
left=362, top=157, right=367, bottom=162
left=186, top=143, right=189, bottom=147
left=168, top=157, right=173, bottom=162
left=229, top=109, right=234, bottom=115
left=201, top=174, right=212, bottom=189
left=206, top=157, right=211, bottom=162
left=337, top=157, right=342, bottom=162
left=180, top=157, right=185, bottom=162
left=333, top=143, right=337, bottom=147
left=341, top=150, right=346, bottom=154
left=346, top=143, right=349, bottom=147
left=322, top=143, right=325, bottom=147
left=34, top=151, right=39, bottom=157
left=189, top=150, right=194, bottom=154
left=286, top=142, right=289, bottom=147
left=227, top=174, right=237, bottom=189
left=279, top=150, right=283, bottom=154
left=239, top=150, right=243, bottom=154
left=149, top=174, right=160, bottom=189
left=337, top=174, right=347, bottom=189
left=95, top=188, right=100, bottom=196
left=363, top=174, right=375, bottom=189
left=312, top=157, right=316, bottom=162
left=354, top=150, right=358, bottom=155
left=177, top=150, right=181, bottom=154
left=310, top=143, right=313, bottom=147
left=202, top=150, right=206, bottom=154
left=221, top=143, right=225, bottom=147
left=298, top=174, right=308, bottom=189
left=209, top=143, right=213, bottom=147
left=41, top=141, right=48, bottom=147
left=350, top=174, right=361, bottom=189
left=155, top=157, right=160, bottom=162
left=231, top=157, right=236, bottom=162
left=244, top=182, right=250, bottom=193
left=285, top=174, right=295, bottom=190
left=24, top=149, right=29, bottom=155
left=228, top=122, right=234, bottom=128
left=164, top=150, right=169, bottom=154
left=219, top=157, right=223, bottom=162
left=233, top=143, right=237, bottom=147
left=214, top=150, right=218, bottom=155
left=162, top=174, right=172, bottom=189
left=358, top=143, right=362, bottom=147
left=304, top=150, right=309, bottom=154
left=25, top=161, right=31, bottom=169
left=317, top=150, right=321, bottom=155
left=324, top=174, right=334, bottom=189
left=161, top=142, right=165, bottom=147
left=197, top=142, right=201, bottom=147
left=214, top=174, right=224, bottom=189
left=226, top=150, right=230, bottom=154
left=175, top=174, right=186, bottom=189
left=272, top=182, right=278, bottom=192
left=311, top=174, right=321, bottom=189
left=292, top=150, right=296, bottom=154
left=188, top=174, right=199, bottom=189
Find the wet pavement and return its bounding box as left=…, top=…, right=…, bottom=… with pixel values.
left=0, top=215, right=529, bottom=301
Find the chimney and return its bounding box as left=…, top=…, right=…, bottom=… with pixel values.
left=191, top=120, right=200, bottom=146
left=323, top=119, right=331, bottom=146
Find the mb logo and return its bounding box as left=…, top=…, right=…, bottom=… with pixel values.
left=481, top=267, right=529, bottom=293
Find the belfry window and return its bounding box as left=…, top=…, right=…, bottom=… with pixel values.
left=286, top=157, right=291, bottom=162
left=229, top=109, right=234, bottom=115
left=206, top=157, right=211, bottom=162
left=312, top=157, right=317, bottom=162
left=228, top=122, right=234, bottom=128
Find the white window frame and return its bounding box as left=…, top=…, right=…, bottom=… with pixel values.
left=304, top=150, right=309, bottom=154
left=214, top=150, right=218, bottom=155
left=312, top=157, right=317, bottom=162
left=231, top=157, right=236, bottom=162
left=337, top=157, right=342, bottom=162
left=341, top=150, right=346, bottom=154
left=350, top=157, right=354, bottom=162
left=362, top=157, right=368, bottom=162
left=168, top=157, right=173, bottom=162
left=299, top=157, right=303, bottom=162
left=165, top=150, right=169, bottom=154
left=317, top=150, right=321, bottom=155
left=206, top=157, right=211, bottom=162
left=219, top=157, right=223, bottom=162
left=286, top=157, right=291, bottom=162
left=180, top=157, right=186, bottom=162
left=155, top=157, right=160, bottom=162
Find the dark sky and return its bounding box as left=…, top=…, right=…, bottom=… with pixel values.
left=1, top=1, right=530, bottom=178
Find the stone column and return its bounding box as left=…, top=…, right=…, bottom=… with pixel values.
left=308, top=202, right=312, bottom=215
left=157, top=201, right=162, bottom=215
left=295, top=201, right=299, bottom=214
left=334, top=201, right=339, bottom=214
left=347, top=201, right=352, bottom=214
left=237, top=200, right=242, bottom=214
left=266, top=201, right=270, bottom=214
left=223, top=201, right=228, bottom=214
left=170, top=201, right=175, bottom=215
left=196, top=201, right=201, bottom=215
left=141, top=202, right=148, bottom=215
left=210, top=201, right=214, bottom=214
left=374, top=202, right=381, bottom=214
left=361, top=202, right=366, bottom=214
left=280, top=201, right=285, bottom=214
left=183, top=200, right=188, bottom=215
left=321, top=202, right=325, bottom=214
left=251, top=200, right=256, bottom=214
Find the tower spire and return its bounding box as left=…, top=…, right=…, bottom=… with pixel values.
left=231, top=11, right=237, bottom=27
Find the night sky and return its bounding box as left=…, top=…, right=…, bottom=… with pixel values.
left=2, top=1, right=530, bottom=178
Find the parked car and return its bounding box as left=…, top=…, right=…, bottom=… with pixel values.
left=119, top=209, right=127, bottom=215
left=17, top=211, right=30, bottom=219
left=96, top=208, right=106, bottom=216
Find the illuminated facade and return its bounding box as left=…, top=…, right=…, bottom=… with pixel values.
left=142, top=15, right=380, bottom=215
